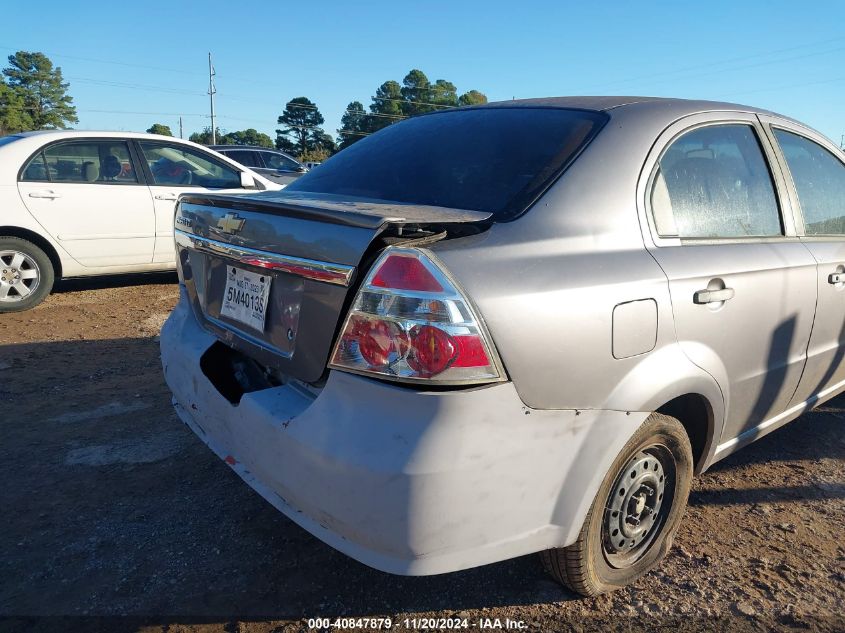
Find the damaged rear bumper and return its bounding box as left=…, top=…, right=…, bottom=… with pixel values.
left=161, top=289, right=646, bottom=575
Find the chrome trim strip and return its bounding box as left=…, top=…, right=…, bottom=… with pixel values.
left=174, top=229, right=355, bottom=287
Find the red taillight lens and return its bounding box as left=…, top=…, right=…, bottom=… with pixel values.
left=371, top=254, right=443, bottom=292
left=452, top=334, right=490, bottom=367
left=343, top=315, right=408, bottom=368
left=329, top=247, right=502, bottom=385
left=407, top=325, right=457, bottom=376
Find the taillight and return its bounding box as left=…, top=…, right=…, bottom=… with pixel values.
left=329, top=248, right=503, bottom=384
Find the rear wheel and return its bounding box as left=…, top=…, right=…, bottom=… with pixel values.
left=541, top=413, right=693, bottom=596
left=0, top=237, right=55, bottom=313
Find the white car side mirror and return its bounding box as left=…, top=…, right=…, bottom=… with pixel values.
left=240, top=172, right=256, bottom=189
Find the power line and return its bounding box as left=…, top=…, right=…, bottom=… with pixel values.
left=22, top=106, right=375, bottom=139
left=1, top=46, right=464, bottom=124
left=0, top=45, right=206, bottom=77
left=0, top=44, right=480, bottom=98
left=0, top=44, right=322, bottom=90
left=721, top=74, right=845, bottom=99
left=585, top=35, right=845, bottom=92
left=63, top=77, right=450, bottom=121
left=649, top=45, right=845, bottom=87
left=79, top=109, right=206, bottom=116
left=67, top=76, right=206, bottom=97
left=278, top=101, right=408, bottom=120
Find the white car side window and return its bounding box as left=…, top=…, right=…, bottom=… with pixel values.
left=139, top=142, right=241, bottom=189
left=22, top=141, right=138, bottom=184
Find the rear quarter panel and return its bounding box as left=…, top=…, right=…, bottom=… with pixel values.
left=431, top=104, right=725, bottom=425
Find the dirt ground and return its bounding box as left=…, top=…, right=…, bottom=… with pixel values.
left=0, top=275, right=843, bottom=633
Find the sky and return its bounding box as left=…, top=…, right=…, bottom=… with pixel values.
left=4, top=0, right=845, bottom=146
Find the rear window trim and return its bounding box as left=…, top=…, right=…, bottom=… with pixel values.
left=288, top=106, right=610, bottom=223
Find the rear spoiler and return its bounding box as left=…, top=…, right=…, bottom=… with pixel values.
left=178, top=191, right=493, bottom=230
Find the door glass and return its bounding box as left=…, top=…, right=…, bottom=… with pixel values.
left=28, top=141, right=138, bottom=183
left=139, top=142, right=241, bottom=188
left=651, top=124, right=782, bottom=238
left=261, top=151, right=300, bottom=171
left=773, top=129, right=845, bottom=235
left=21, top=152, right=49, bottom=181
left=221, top=150, right=260, bottom=168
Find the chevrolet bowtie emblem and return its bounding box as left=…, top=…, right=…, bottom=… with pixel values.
left=217, top=212, right=245, bottom=235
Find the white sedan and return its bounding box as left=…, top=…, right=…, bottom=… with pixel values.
left=0, top=130, right=281, bottom=312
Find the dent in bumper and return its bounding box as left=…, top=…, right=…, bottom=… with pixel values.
left=161, top=292, right=647, bottom=575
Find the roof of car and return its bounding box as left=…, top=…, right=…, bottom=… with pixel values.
left=13, top=129, right=186, bottom=141
left=209, top=145, right=278, bottom=151
left=477, top=96, right=782, bottom=117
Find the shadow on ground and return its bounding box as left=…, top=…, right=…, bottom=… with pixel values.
left=53, top=271, right=178, bottom=294
left=1, top=336, right=843, bottom=625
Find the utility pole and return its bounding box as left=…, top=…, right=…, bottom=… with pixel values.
left=208, top=52, right=217, bottom=144
left=840, top=134, right=844, bottom=150
left=179, top=116, right=183, bottom=139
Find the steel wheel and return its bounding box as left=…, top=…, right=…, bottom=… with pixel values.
left=602, top=446, right=673, bottom=568
left=0, top=249, right=40, bottom=303
left=540, top=413, right=693, bottom=596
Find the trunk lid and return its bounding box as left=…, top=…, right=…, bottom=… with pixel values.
left=175, top=191, right=491, bottom=383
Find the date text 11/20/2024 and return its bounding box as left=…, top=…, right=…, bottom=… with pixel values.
left=306, top=618, right=528, bottom=630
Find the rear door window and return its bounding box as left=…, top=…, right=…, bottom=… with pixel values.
left=21, top=152, right=49, bottom=181
left=650, top=124, right=782, bottom=238
left=23, top=141, right=139, bottom=184
left=773, top=129, right=845, bottom=235
left=284, top=108, right=607, bottom=220
left=222, top=150, right=261, bottom=168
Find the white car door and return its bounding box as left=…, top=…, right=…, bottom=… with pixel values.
left=134, top=140, right=255, bottom=264
left=17, top=139, right=155, bottom=267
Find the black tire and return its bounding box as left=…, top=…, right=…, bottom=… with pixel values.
left=541, top=412, right=693, bottom=596
left=0, top=236, right=55, bottom=313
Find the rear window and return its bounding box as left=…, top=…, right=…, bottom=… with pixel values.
left=284, top=107, right=607, bottom=220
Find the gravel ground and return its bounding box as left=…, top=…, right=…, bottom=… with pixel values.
left=0, top=276, right=843, bottom=633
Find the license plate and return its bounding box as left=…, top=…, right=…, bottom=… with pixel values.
left=220, top=266, right=272, bottom=332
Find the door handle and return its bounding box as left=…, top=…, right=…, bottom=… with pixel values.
left=828, top=273, right=844, bottom=284
left=28, top=191, right=62, bottom=199
left=154, top=194, right=178, bottom=201
left=693, top=288, right=735, bottom=304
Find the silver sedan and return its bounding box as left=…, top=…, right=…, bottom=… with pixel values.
left=161, top=97, right=845, bottom=595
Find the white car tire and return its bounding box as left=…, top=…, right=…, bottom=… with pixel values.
left=0, top=237, right=55, bottom=313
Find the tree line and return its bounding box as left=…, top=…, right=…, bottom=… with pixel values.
left=273, top=68, right=487, bottom=161
left=147, top=123, right=275, bottom=149
left=168, top=69, right=488, bottom=162
left=1, top=51, right=487, bottom=163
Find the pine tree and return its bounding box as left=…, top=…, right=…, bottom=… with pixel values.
left=3, top=51, right=77, bottom=129
left=0, top=80, right=32, bottom=134
left=276, top=97, right=335, bottom=157
left=337, top=101, right=368, bottom=150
